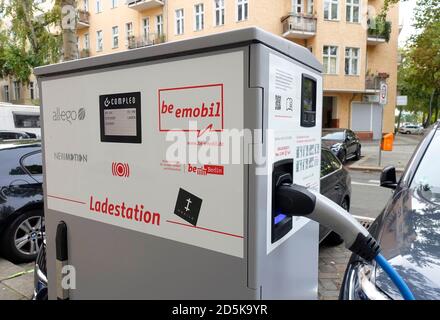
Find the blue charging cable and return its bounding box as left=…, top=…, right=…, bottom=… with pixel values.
left=375, top=253, right=415, bottom=300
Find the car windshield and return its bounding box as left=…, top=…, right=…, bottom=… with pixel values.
left=410, top=130, right=440, bottom=205
left=322, top=131, right=344, bottom=141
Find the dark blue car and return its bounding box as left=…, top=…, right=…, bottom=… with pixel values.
left=340, top=122, right=440, bottom=300
left=0, top=142, right=44, bottom=263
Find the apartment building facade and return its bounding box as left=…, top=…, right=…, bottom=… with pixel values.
left=1, top=0, right=399, bottom=137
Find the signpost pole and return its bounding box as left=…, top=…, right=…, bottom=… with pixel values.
left=378, top=82, right=388, bottom=167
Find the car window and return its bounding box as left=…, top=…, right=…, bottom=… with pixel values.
left=410, top=131, right=440, bottom=205
left=327, top=150, right=342, bottom=171
left=322, top=131, right=344, bottom=141
left=321, top=150, right=338, bottom=177
left=21, top=152, right=43, bottom=176
left=0, top=148, right=28, bottom=185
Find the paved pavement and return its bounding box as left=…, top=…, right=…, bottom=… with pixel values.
left=0, top=259, right=34, bottom=300
left=348, top=133, right=423, bottom=171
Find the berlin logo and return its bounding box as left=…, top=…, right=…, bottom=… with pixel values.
left=52, top=107, right=86, bottom=124
left=112, top=162, right=130, bottom=178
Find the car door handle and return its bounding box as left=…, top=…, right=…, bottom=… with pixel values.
left=334, top=185, right=341, bottom=190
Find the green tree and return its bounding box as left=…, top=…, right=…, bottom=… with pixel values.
left=0, top=0, right=61, bottom=83
left=394, top=0, right=440, bottom=126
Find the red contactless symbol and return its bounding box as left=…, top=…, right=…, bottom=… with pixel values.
left=112, top=162, right=130, bottom=178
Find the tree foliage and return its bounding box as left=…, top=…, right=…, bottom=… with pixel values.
left=397, top=0, right=440, bottom=125
left=0, top=0, right=62, bottom=83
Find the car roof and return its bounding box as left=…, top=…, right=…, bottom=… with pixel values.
left=0, top=140, right=41, bottom=151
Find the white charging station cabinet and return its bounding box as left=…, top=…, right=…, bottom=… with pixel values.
left=36, top=27, right=323, bottom=299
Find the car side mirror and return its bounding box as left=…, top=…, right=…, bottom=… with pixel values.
left=380, top=166, right=397, bottom=190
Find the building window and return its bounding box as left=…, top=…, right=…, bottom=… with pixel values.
left=293, top=0, right=303, bottom=14
left=345, top=47, right=360, bottom=75
left=29, top=82, right=35, bottom=100
left=13, top=81, right=20, bottom=101
left=237, top=0, right=248, bottom=21
left=143, top=18, right=150, bottom=42
left=346, top=0, right=360, bottom=23
left=307, top=0, right=314, bottom=14
left=112, top=26, right=119, bottom=48
left=110, top=0, right=117, bottom=9
left=194, top=4, right=204, bottom=31
left=323, top=45, right=338, bottom=74
left=126, top=22, right=133, bottom=42
left=84, top=0, right=89, bottom=11
left=3, top=85, right=10, bottom=102
left=96, top=30, right=103, bottom=51
left=214, top=0, right=225, bottom=26
left=156, top=15, right=163, bottom=35
left=175, top=9, right=184, bottom=35
left=96, top=0, right=102, bottom=13
left=324, top=0, right=338, bottom=20
left=84, top=33, right=89, bottom=49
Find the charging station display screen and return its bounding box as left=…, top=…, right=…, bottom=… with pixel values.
left=301, top=75, right=317, bottom=127
left=100, top=92, right=142, bottom=143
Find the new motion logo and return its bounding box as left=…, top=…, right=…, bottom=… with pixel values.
left=52, top=107, right=86, bottom=124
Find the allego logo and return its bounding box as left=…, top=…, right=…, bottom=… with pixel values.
left=112, top=162, right=130, bottom=178
left=52, top=108, right=86, bottom=124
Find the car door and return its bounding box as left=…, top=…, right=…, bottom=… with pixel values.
left=0, top=148, right=40, bottom=216
left=345, top=130, right=357, bottom=156
left=319, top=150, right=342, bottom=240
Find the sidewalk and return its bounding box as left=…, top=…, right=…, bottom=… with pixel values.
left=348, top=134, right=423, bottom=172
left=0, top=258, right=34, bottom=300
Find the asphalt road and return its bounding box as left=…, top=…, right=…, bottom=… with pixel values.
left=349, top=169, right=398, bottom=220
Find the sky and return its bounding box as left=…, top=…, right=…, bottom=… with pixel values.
left=399, top=0, right=418, bottom=47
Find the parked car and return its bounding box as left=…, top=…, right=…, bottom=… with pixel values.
left=398, top=124, right=424, bottom=135
left=0, top=130, right=34, bottom=141
left=0, top=142, right=44, bottom=263
left=320, top=148, right=352, bottom=245
left=33, top=147, right=352, bottom=300
left=340, top=122, right=440, bottom=300
left=322, top=129, right=362, bottom=163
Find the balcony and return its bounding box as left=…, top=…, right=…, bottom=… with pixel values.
left=281, top=13, right=317, bottom=39
left=367, top=17, right=391, bottom=45
left=365, top=74, right=389, bottom=93
left=77, top=10, right=89, bottom=29
left=127, top=0, right=164, bottom=11
left=128, top=33, right=166, bottom=49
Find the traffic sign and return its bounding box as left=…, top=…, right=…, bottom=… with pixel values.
left=380, top=82, right=388, bottom=105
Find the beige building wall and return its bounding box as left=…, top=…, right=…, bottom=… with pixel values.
left=0, top=0, right=399, bottom=136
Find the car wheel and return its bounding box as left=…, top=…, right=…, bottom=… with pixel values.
left=323, top=199, right=349, bottom=246
left=339, top=150, right=347, bottom=164
left=354, top=146, right=361, bottom=160
left=0, top=210, right=45, bottom=263
left=406, top=131, right=411, bottom=135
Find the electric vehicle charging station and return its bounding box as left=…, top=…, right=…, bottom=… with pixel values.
left=36, top=27, right=324, bottom=299
left=37, top=27, right=414, bottom=301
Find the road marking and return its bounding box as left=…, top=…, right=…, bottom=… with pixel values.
left=352, top=181, right=379, bottom=187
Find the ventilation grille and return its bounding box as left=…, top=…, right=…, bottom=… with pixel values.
left=354, top=215, right=375, bottom=231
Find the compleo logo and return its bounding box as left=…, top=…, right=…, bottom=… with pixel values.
left=52, top=108, right=86, bottom=124
left=112, top=162, right=130, bottom=178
